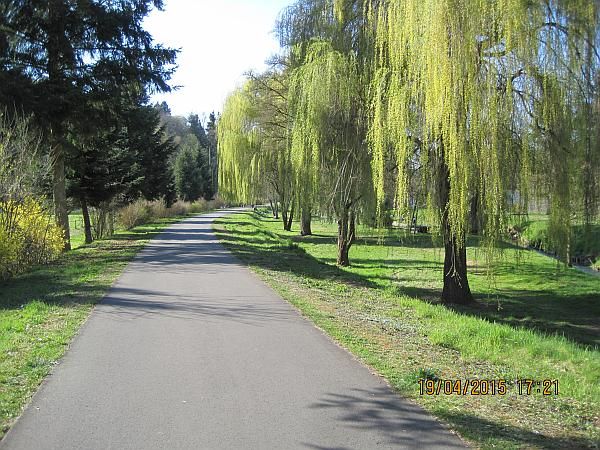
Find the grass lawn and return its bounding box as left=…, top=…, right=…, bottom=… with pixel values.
left=68, top=212, right=85, bottom=249
left=511, top=213, right=600, bottom=268
left=215, top=210, right=600, bottom=449
left=0, top=215, right=189, bottom=439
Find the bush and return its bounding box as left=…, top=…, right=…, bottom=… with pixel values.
left=117, top=200, right=150, bottom=230
left=169, top=200, right=189, bottom=216
left=208, top=195, right=226, bottom=210
left=516, top=218, right=600, bottom=265
left=0, top=197, right=64, bottom=279
left=0, top=225, right=20, bottom=277
left=189, top=198, right=209, bottom=214
left=520, top=220, right=549, bottom=251
left=147, top=200, right=170, bottom=219
left=90, top=204, right=116, bottom=239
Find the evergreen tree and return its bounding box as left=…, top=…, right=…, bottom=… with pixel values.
left=188, top=114, right=210, bottom=150
left=127, top=106, right=177, bottom=204
left=0, top=0, right=177, bottom=249
left=174, top=135, right=204, bottom=202
left=206, top=112, right=218, bottom=194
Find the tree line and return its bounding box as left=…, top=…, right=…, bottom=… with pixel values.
left=218, top=0, right=600, bottom=304
left=0, top=1, right=217, bottom=277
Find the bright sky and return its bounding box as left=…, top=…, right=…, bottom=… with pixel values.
left=144, top=0, right=292, bottom=119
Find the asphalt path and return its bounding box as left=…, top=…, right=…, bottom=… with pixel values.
left=1, top=209, right=465, bottom=449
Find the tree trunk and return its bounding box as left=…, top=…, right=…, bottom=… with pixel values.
left=439, top=158, right=474, bottom=305
left=48, top=1, right=70, bottom=251
left=442, top=233, right=473, bottom=304
left=269, top=199, right=279, bottom=219
left=80, top=197, right=93, bottom=244
left=337, top=207, right=355, bottom=266
left=282, top=203, right=294, bottom=231
left=108, top=208, right=115, bottom=236
left=411, top=203, right=419, bottom=234
left=51, top=142, right=71, bottom=251
left=282, top=210, right=288, bottom=230
left=300, top=208, right=312, bottom=236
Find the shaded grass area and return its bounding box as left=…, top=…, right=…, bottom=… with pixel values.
left=0, top=216, right=186, bottom=439
left=215, top=211, right=600, bottom=449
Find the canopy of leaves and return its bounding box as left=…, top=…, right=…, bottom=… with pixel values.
left=367, top=0, right=599, bottom=261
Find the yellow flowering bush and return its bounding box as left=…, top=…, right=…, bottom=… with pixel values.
left=0, top=197, right=64, bottom=279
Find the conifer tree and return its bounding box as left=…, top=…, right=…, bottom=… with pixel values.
left=0, top=0, right=177, bottom=249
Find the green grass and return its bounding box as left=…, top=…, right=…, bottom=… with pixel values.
left=512, top=213, right=600, bottom=267
left=68, top=212, right=85, bottom=249
left=215, top=210, right=600, bottom=449
left=0, top=215, right=188, bottom=439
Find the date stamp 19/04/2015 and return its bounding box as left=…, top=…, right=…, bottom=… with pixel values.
left=418, top=379, right=559, bottom=396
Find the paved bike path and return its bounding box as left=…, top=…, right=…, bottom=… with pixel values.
left=1, top=210, right=465, bottom=449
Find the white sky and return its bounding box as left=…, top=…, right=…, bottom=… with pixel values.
left=144, top=0, right=292, bottom=119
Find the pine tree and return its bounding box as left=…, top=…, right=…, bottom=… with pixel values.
left=174, top=135, right=204, bottom=202
left=0, top=0, right=177, bottom=249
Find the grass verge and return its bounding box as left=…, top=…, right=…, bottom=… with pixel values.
left=0, top=214, right=190, bottom=439
left=215, top=210, right=600, bottom=449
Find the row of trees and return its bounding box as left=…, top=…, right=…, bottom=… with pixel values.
left=157, top=104, right=218, bottom=203
left=218, top=0, right=599, bottom=304
left=1, top=1, right=217, bottom=253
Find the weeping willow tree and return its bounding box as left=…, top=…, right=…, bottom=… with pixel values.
left=218, top=66, right=296, bottom=231
left=281, top=0, right=375, bottom=266
left=367, top=0, right=599, bottom=303
left=218, top=87, right=262, bottom=205
left=247, top=64, right=296, bottom=231
left=277, top=0, right=336, bottom=237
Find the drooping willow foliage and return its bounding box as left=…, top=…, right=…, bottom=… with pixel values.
left=218, top=67, right=296, bottom=229
left=218, top=86, right=261, bottom=204
left=289, top=42, right=364, bottom=212
left=289, top=40, right=373, bottom=264
left=218, top=0, right=598, bottom=301
left=282, top=0, right=375, bottom=265
left=366, top=0, right=599, bottom=301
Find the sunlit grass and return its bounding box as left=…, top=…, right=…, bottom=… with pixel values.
left=215, top=210, right=600, bottom=449
left=68, top=212, right=85, bottom=249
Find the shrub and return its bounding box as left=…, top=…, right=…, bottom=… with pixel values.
left=90, top=203, right=116, bottom=239
left=147, top=199, right=170, bottom=219
left=169, top=200, right=189, bottom=217
left=114, top=196, right=223, bottom=234
left=518, top=219, right=600, bottom=264
left=117, top=200, right=150, bottom=230
left=0, top=197, right=64, bottom=279
left=189, top=198, right=209, bottom=214
left=209, top=195, right=226, bottom=210
left=520, top=220, right=549, bottom=251
left=0, top=225, right=20, bottom=277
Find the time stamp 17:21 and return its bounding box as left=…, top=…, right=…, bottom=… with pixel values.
left=418, top=379, right=559, bottom=396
